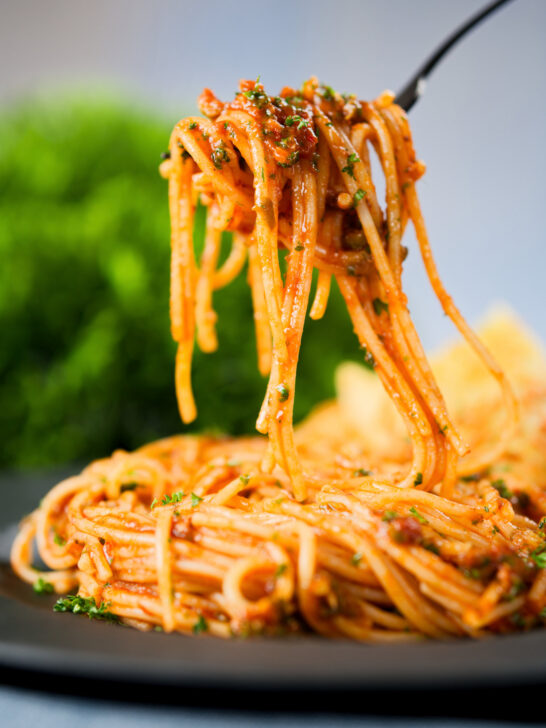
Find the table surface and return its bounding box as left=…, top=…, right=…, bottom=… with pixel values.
left=2, top=684, right=543, bottom=728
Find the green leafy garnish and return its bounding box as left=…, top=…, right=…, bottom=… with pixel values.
left=53, top=531, right=66, bottom=547
left=409, top=506, right=428, bottom=525
left=239, top=474, right=250, bottom=485
left=351, top=552, right=362, bottom=567
left=382, top=510, right=398, bottom=522
left=191, top=492, right=203, bottom=508
left=353, top=188, right=366, bottom=206
left=530, top=547, right=546, bottom=569
left=161, top=491, right=184, bottom=506
left=120, top=482, right=139, bottom=492
left=413, top=472, right=423, bottom=486
left=211, top=142, right=230, bottom=169
left=320, top=85, right=336, bottom=101
left=353, top=468, right=371, bottom=477
left=276, top=383, right=290, bottom=402
left=285, top=115, right=309, bottom=130
left=492, top=478, right=513, bottom=500
left=192, top=615, right=209, bottom=634
left=341, top=153, right=360, bottom=179
left=188, top=121, right=197, bottom=129
left=421, top=541, right=440, bottom=555
left=34, top=577, right=54, bottom=594
left=372, top=298, right=389, bottom=316
left=54, top=594, right=119, bottom=622
left=274, top=563, right=288, bottom=578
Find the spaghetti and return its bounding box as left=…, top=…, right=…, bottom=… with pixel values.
left=11, top=78, right=546, bottom=640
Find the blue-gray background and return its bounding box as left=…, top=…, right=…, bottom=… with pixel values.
left=2, top=0, right=545, bottom=347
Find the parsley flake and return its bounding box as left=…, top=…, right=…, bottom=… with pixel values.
left=34, top=577, right=54, bottom=595
left=409, top=506, right=428, bottom=524
left=191, top=492, right=204, bottom=508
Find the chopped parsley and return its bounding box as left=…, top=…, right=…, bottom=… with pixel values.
left=341, top=152, right=360, bottom=179
left=413, top=472, right=423, bottom=486
left=276, top=383, right=290, bottom=402
left=492, top=478, right=513, bottom=500
left=159, top=491, right=185, bottom=507
left=320, top=85, right=336, bottom=101
left=191, top=492, right=204, bottom=508
left=120, top=482, right=139, bottom=492
left=351, top=552, right=363, bottom=567
left=211, top=142, right=230, bottom=169
left=382, top=510, right=398, bottom=522
left=275, top=563, right=288, bottom=578
left=34, top=577, right=54, bottom=594
left=240, top=474, right=251, bottom=485
left=353, top=188, right=366, bottom=206
left=278, top=151, right=300, bottom=168
left=53, top=530, right=66, bottom=547
left=372, top=298, right=389, bottom=316
left=285, top=115, right=309, bottom=130
left=192, top=615, right=209, bottom=634
left=530, top=547, right=546, bottom=569
left=188, top=121, right=197, bottom=129
left=243, top=80, right=268, bottom=109
left=294, top=243, right=304, bottom=251
left=353, top=468, right=371, bottom=477
left=409, top=506, right=428, bottom=524
left=54, top=595, right=119, bottom=622
left=539, top=517, right=546, bottom=530
left=421, top=541, right=440, bottom=555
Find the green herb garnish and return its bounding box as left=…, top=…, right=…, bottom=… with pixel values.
left=531, top=547, right=546, bottom=569
left=54, top=594, right=119, bottom=622
left=161, top=491, right=184, bottom=506
left=353, top=188, right=366, bottom=206
left=372, top=298, right=389, bottom=316
left=34, top=577, right=54, bottom=594
left=409, top=506, right=428, bottom=524
left=53, top=531, right=66, bottom=547
left=211, top=142, right=230, bottom=169
left=276, top=383, right=290, bottom=402
left=274, top=563, right=288, bottom=578
left=341, top=153, right=360, bottom=179
left=492, top=478, right=513, bottom=500
left=191, top=492, right=204, bottom=508
left=353, top=468, right=371, bottom=477
left=351, top=552, right=363, bottom=567
left=192, top=615, right=209, bottom=634
left=382, top=510, right=398, bottom=522
left=120, top=482, right=139, bottom=492
left=413, top=472, right=423, bottom=486
left=285, top=115, right=309, bottom=130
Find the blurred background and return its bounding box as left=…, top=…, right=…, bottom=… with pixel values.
left=0, top=0, right=544, bottom=469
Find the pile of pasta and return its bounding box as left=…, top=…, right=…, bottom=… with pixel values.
left=11, top=79, right=546, bottom=640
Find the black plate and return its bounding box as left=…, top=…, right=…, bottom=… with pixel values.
left=2, top=469, right=546, bottom=695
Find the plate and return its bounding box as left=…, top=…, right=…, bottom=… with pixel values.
left=2, top=469, right=546, bottom=695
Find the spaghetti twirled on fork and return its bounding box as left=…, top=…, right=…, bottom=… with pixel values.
left=12, top=78, right=546, bottom=640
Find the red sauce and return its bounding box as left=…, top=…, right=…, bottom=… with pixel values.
left=198, top=79, right=318, bottom=167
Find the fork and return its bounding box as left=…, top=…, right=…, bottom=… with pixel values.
left=395, top=0, right=515, bottom=112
